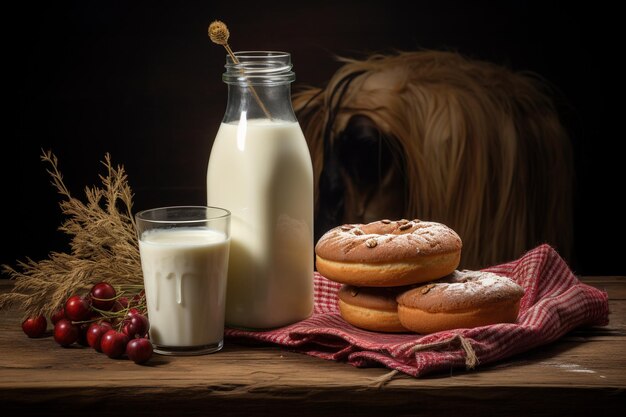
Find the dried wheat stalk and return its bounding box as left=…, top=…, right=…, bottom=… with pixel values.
left=0, top=150, right=143, bottom=319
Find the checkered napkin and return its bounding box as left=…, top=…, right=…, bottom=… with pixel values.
left=224, top=244, right=609, bottom=377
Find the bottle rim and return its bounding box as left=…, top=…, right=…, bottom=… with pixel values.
left=223, top=51, right=295, bottom=85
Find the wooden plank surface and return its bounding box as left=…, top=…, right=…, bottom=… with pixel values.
left=0, top=278, right=624, bottom=416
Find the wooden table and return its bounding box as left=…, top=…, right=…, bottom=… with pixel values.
left=1, top=277, right=624, bottom=416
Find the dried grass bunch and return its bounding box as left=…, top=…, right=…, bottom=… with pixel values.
left=0, top=150, right=143, bottom=319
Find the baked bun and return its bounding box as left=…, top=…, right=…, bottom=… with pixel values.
left=315, top=219, right=462, bottom=287
left=337, top=285, right=410, bottom=332
left=396, top=270, right=525, bottom=334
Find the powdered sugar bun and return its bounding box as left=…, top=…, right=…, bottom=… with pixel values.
left=396, top=270, right=525, bottom=334
left=315, top=219, right=462, bottom=287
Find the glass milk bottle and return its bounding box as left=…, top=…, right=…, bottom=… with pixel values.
left=207, top=51, right=313, bottom=329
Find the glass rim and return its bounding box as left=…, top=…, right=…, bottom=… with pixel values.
left=135, top=205, right=231, bottom=224
left=230, top=51, right=290, bottom=59
left=223, top=50, right=294, bottom=85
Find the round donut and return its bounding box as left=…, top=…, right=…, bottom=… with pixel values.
left=315, top=219, right=462, bottom=287
left=396, top=270, right=525, bottom=334
left=337, top=285, right=410, bottom=333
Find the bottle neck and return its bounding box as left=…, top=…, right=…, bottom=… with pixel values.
left=223, top=82, right=296, bottom=123
left=221, top=51, right=297, bottom=124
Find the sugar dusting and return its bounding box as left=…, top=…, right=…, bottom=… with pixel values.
left=335, top=220, right=459, bottom=248
left=316, top=219, right=462, bottom=259
left=438, top=270, right=524, bottom=297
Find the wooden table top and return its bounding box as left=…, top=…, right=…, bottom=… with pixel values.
left=1, top=277, right=624, bottom=416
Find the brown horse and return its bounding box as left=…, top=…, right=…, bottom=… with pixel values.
left=294, top=51, right=572, bottom=269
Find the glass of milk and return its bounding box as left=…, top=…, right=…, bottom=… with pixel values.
left=135, top=206, right=230, bottom=355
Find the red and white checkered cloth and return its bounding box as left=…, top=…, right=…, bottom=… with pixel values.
left=225, top=244, right=609, bottom=377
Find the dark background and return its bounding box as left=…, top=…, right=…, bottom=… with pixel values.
left=3, top=1, right=623, bottom=275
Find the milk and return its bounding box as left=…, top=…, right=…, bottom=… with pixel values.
left=139, top=227, right=229, bottom=349
left=207, top=118, right=314, bottom=329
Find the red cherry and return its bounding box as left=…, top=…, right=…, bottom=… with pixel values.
left=86, top=321, right=113, bottom=352
left=127, top=307, right=141, bottom=316
left=50, top=308, right=65, bottom=325
left=111, top=296, right=129, bottom=313
left=54, top=319, right=79, bottom=347
left=131, top=290, right=145, bottom=304
left=77, top=322, right=91, bottom=346
left=126, top=338, right=153, bottom=364
left=22, top=315, right=47, bottom=338
left=123, top=314, right=149, bottom=339
left=118, top=296, right=129, bottom=308
left=100, top=330, right=129, bottom=358
left=64, top=295, right=91, bottom=321
left=90, top=282, right=117, bottom=310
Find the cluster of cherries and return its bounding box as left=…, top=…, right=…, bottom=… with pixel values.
left=21, top=282, right=152, bottom=364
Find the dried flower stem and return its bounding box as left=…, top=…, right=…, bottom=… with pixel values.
left=208, top=20, right=272, bottom=119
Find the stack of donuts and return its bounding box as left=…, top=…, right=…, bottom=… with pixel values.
left=315, top=219, right=524, bottom=333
